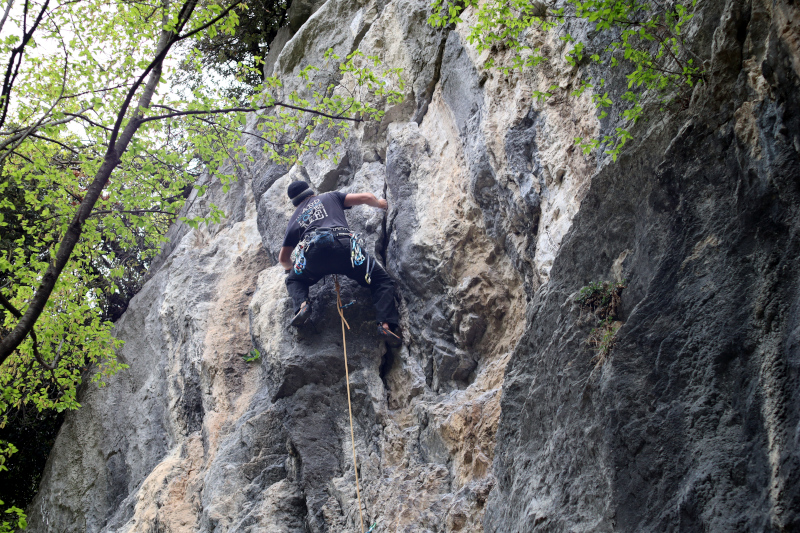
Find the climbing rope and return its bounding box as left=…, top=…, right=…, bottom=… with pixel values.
left=334, top=275, right=366, bottom=533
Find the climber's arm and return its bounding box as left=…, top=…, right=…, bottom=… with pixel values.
left=344, top=193, right=388, bottom=209
left=279, top=246, right=293, bottom=271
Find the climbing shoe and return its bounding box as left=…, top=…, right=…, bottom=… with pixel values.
left=291, top=301, right=312, bottom=326
left=378, top=323, right=402, bottom=347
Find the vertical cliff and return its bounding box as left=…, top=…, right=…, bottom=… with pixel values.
left=26, top=0, right=800, bottom=531
left=487, top=1, right=800, bottom=530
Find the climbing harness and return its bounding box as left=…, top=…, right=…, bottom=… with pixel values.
left=334, top=275, right=368, bottom=533
left=292, top=228, right=346, bottom=274
left=292, top=227, right=376, bottom=285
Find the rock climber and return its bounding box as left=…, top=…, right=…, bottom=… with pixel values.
left=278, top=180, right=402, bottom=346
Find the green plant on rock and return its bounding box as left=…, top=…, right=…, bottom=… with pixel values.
left=428, top=0, right=704, bottom=160
left=576, top=279, right=625, bottom=318
left=242, top=348, right=261, bottom=362
left=576, top=280, right=626, bottom=362
left=587, top=317, right=622, bottom=364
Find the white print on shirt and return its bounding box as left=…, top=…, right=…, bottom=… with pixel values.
left=298, top=199, right=328, bottom=228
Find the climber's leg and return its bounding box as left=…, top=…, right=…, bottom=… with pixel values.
left=348, top=257, right=399, bottom=327
left=368, top=264, right=400, bottom=327
left=285, top=271, right=318, bottom=314
left=284, top=238, right=339, bottom=321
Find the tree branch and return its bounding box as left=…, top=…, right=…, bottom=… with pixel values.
left=29, top=327, right=60, bottom=371
left=0, top=0, right=204, bottom=363
left=107, top=0, right=204, bottom=149
left=62, top=112, right=114, bottom=132
left=7, top=147, right=34, bottom=164
left=0, top=0, right=51, bottom=132
left=0, top=0, right=14, bottom=36
left=61, top=81, right=134, bottom=100
left=89, top=208, right=177, bottom=218
left=0, top=289, right=20, bottom=320
left=188, top=110, right=304, bottom=152
left=0, top=290, right=58, bottom=371
left=0, top=106, right=87, bottom=136
left=0, top=23, right=72, bottom=166
left=142, top=102, right=361, bottom=124
left=174, top=0, right=242, bottom=43
left=0, top=116, right=78, bottom=154
left=28, top=133, right=83, bottom=154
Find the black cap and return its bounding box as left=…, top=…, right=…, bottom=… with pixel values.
left=287, top=181, right=314, bottom=206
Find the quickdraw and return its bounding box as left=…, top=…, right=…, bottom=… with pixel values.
left=291, top=241, right=307, bottom=275
left=363, top=254, right=376, bottom=285
left=349, top=232, right=375, bottom=284
left=350, top=234, right=366, bottom=267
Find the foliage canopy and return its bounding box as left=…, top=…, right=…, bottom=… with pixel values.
left=176, top=0, right=290, bottom=100
left=429, top=0, right=703, bottom=160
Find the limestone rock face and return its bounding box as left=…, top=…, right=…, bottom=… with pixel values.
left=26, top=0, right=800, bottom=532
left=486, top=1, right=800, bottom=531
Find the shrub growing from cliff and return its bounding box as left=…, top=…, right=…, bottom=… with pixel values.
left=429, top=0, right=704, bottom=159
left=576, top=280, right=626, bottom=363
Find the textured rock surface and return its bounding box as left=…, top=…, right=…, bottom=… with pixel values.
left=26, top=0, right=800, bottom=531
left=486, top=0, right=800, bottom=531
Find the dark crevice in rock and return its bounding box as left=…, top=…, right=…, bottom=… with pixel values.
left=286, top=438, right=301, bottom=482
left=350, top=22, right=373, bottom=56
left=413, top=30, right=448, bottom=125
left=104, top=450, right=128, bottom=517
left=424, top=356, right=433, bottom=388
left=181, top=371, right=204, bottom=435
left=499, top=108, right=545, bottom=287
left=379, top=347, right=394, bottom=387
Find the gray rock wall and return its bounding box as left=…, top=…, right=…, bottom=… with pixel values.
left=487, top=0, right=800, bottom=531
left=26, top=0, right=800, bottom=531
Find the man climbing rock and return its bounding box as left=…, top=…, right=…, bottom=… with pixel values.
left=279, top=180, right=402, bottom=346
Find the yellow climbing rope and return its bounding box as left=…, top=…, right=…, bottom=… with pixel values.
left=334, top=275, right=366, bottom=533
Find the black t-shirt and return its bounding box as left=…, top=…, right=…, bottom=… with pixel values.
left=282, top=191, right=351, bottom=248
